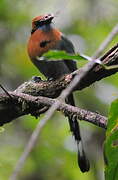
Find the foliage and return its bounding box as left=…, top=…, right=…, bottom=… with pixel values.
left=44, top=50, right=87, bottom=61
left=104, top=100, right=118, bottom=180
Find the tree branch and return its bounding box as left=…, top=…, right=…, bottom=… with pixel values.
left=0, top=43, right=118, bottom=125
left=0, top=92, right=107, bottom=128
left=15, top=43, right=118, bottom=96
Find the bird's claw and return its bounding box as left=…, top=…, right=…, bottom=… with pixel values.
left=31, top=76, right=42, bottom=83
left=47, top=77, right=54, bottom=81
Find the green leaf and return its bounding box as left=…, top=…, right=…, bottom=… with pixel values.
left=104, top=99, right=118, bottom=180
left=43, top=50, right=89, bottom=61
left=44, top=50, right=118, bottom=70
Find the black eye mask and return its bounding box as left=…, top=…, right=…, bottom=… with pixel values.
left=31, top=16, right=53, bottom=34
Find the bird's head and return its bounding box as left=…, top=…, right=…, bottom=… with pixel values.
left=31, top=14, right=54, bottom=34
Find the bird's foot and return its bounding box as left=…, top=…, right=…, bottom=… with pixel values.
left=31, top=106, right=49, bottom=118
left=31, top=76, right=42, bottom=83
left=47, top=77, right=55, bottom=81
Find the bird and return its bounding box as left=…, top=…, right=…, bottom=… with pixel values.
left=27, top=13, right=90, bottom=172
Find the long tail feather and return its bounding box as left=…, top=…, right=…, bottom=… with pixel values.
left=67, top=94, right=90, bottom=172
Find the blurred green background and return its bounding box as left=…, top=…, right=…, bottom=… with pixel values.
left=0, top=0, right=118, bottom=179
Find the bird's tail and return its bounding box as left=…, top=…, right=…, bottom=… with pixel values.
left=67, top=94, right=90, bottom=172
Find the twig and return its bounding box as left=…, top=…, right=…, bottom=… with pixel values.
left=0, top=84, right=12, bottom=99
left=92, top=24, right=118, bottom=59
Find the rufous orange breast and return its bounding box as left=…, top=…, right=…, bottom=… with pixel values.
left=27, top=28, right=62, bottom=59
